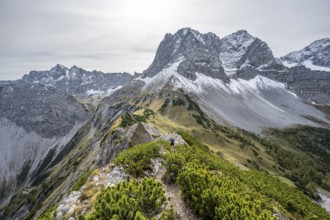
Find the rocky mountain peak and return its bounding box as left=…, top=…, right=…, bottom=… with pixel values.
left=281, top=38, right=330, bottom=68
left=170, top=27, right=222, bottom=55
left=220, top=30, right=276, bottom=75
left=307, top=38, right=330, bottom=52
left=226, top=29, right=253, bottom=41
left=142, top=27, right=226, bottom=80
left=51, top=64, right=69, bottom=72
left=175, top=27, right=201, bottom=37
left=69, top=65, right=83, bottom=73
left=143, top=28, right=276, bottom=81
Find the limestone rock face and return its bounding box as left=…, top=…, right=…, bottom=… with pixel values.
left=143, top=28, right=227, bottom=81
left=0, top=81, right=90, bottom=138
left=0, top=81, right=91, bottom=208
left=219, top=30, right=276, bottom=75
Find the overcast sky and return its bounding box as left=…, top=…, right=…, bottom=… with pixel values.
left=0, top=0, right=329, bottom=80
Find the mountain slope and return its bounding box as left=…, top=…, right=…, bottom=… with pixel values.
left=38, top=136, right=330, bottom=219
left=0, top=79, right=148, bottom=219
left=137, top=37, right=329, bottom=132
left=2, top=75, right=330, bottom=219
left=33, top=90, right=330, bottom=219
left=0, top=81, right=92, bottom=209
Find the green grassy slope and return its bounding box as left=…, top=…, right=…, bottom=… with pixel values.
left=133, top=90, right=330, bottom=198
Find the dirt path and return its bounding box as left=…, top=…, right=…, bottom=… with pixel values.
left=163, top=183, right=198, bottom=220
left=155, top=162, right=198, bottom=220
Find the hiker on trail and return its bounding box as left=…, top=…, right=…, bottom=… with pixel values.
left=170, top=138, right=175, bottom=146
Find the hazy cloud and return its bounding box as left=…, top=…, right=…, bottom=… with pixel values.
left=0, top=0, right=329, bottom=80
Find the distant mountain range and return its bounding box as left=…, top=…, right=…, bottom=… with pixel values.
left=22, top=64, right=134, bottom=97
left=1, top=28, right=330, bottom=219
left=22, top=28, right=330, bottom=103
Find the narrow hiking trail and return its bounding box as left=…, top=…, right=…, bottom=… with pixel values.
left=154, top=158, right=198, bottom=220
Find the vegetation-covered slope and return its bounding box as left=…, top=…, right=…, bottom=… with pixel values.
left=10, top=89, right=330, bottom=220
left=166, top=132, right=329, bottom=219
left=39, top=137, right=329, bottom=219
left=138, top=90, right=330, bottom=200
left=264, top=126, right=330, bottom=196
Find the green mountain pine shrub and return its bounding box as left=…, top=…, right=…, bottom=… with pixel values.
left=114, top=140, right=169, bottom=177
left=87, top=178, right=169, bottom=220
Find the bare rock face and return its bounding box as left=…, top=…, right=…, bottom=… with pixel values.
left=143, top=28, right=227, bottom=81
left=97, top=122, right=161, bottom=167
left=273, top=38, right=330, bottom=104
left=0, top=81, right=90, bottom=138
left=143, top=28, right=277, bottom=82
left=273, top=66, right=330, bottom=104
left=96, top=119, right=187, bottom=169
left=55, top=166, right=128, bottom=220
left=236, top=65, right=330, bottom=104
left=219, top=30, right=276, bottom=74
left=0, top=81, right=91, bottom=208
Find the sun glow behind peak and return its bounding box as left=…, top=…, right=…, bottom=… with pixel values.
left=120, top=0, right=182, bottom=24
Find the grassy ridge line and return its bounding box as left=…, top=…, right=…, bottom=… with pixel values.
left=165, top=131, right=330, bottom=220
left=40, top=135, right=330, bottom=219
left=87, top=140, right=174, bottom=220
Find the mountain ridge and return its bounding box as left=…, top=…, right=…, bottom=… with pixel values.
left=21, top=27, right=330, bottom=103
left=22, top=64, right=134, bottom=98
left=281, top=38, right=330, bottom=70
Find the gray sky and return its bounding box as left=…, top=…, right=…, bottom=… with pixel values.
left=1, top=0, right=329, bottom=80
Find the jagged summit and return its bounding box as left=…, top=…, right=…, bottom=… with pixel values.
left=219, top=30, right=276, bottom=75
left=174, top=27, right=201, bottom=36
left=173, top=27, right=220, bottom=46
left=143, top=27, right=225, bottom=80
left=143, top=28, right=276, bottom=80
left=51, top=64, right=69, bottom=72
left=235, top=29, right=249, bottom=35
left=281, top=38, right=330, bottom=70
left=224, top=29, right=254, bottom=42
